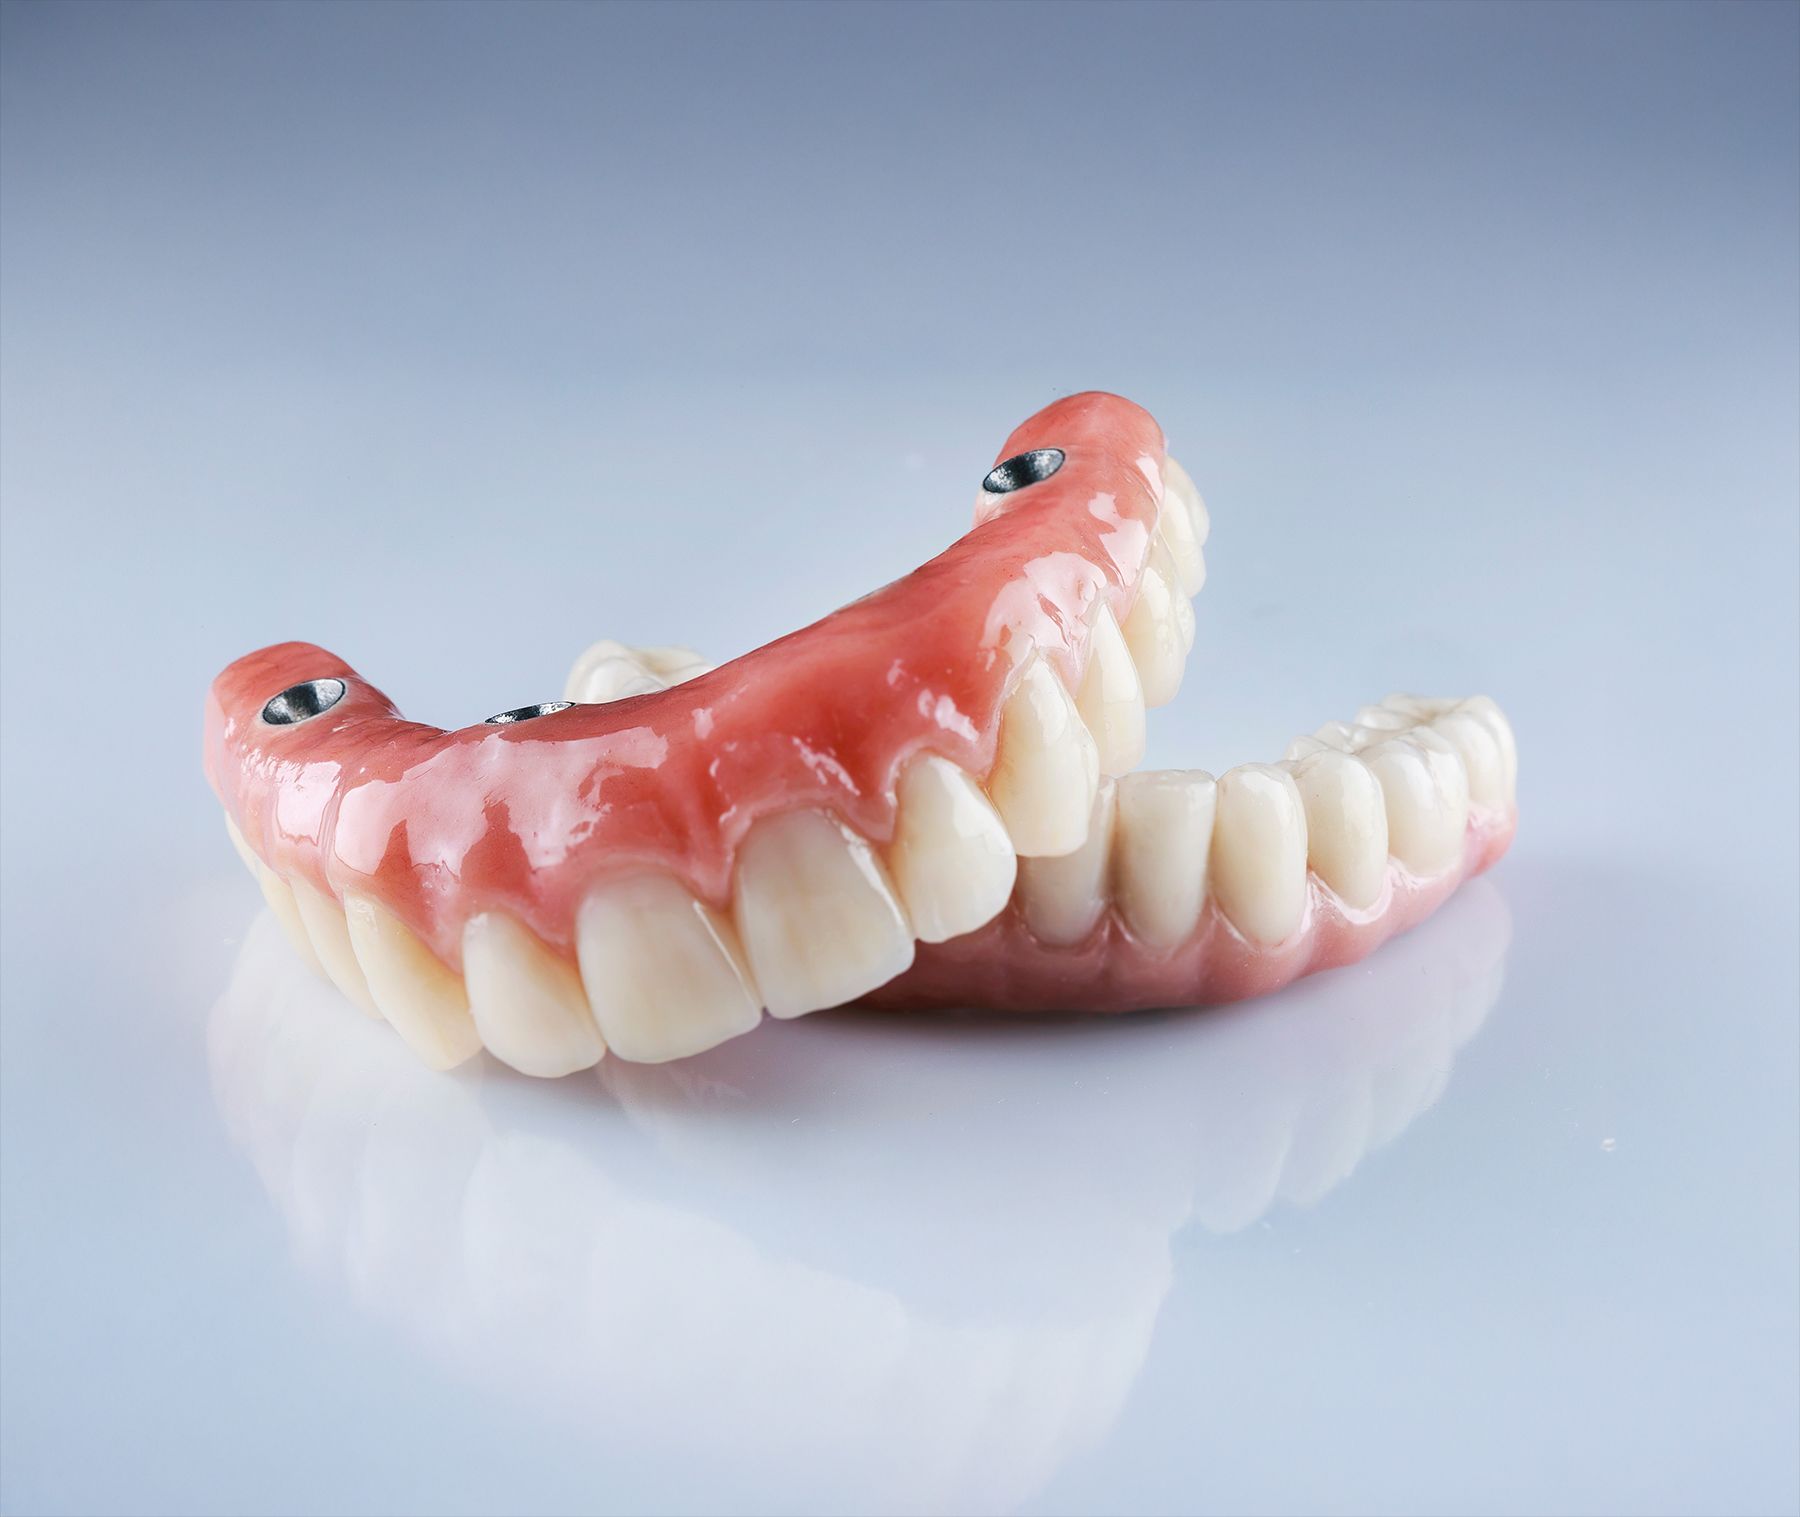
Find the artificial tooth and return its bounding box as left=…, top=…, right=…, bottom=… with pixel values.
left=886, top=755, right=1017, bottom=943
left=465, top=912, right=607, bottom=1076
left=1210, top=764, right=1309, bottom=946
left=1458, top=696, right=1518, bottom=803
left=1312, top=721, right=1360, bottom=752
left=985, top=657, right=1101, bottom=857
left=1362, top=732, right=1469, bottom=875
left=1074, top=604, right=1147, bottom=776
left=1017, top=781, right=1116, bottom=946
left=1382, top=692, right=1456, bottom=721
left=344, top=894, right=482, bottom=1070
left=633, top=644, right=714, bottom=685
left=1284, top=735, right=1331, bottom=763
left=1156, top=493, right=1207, bottom=596
left=1121, top=550, right=1187, bottom=707
left=1289, top=750, right=1389, bottom=910
left=224, top=817, right=327, bottom=978
left=575, top=875, right=762, bottom=1061
left=1162, top=455, right=1211, bottom=547
left=1113, top=770, right=1217, bottom=950
left=732, top=809, right=915, bottom=1017
left=1354, top=704, right=1411, bottom=733
left=290, top=878, right=380, bottom=1015
left=1429, top=708, right=1506, bottom=808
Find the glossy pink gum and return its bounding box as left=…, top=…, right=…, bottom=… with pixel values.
left=864, top=808, right=1517, bottom=1013
left=204, top=393, right=1165, bottom=968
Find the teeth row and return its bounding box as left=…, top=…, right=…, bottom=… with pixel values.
left=230, top=460, right=1214, bottom=1073
left=1009, top=693, right=1517, bottom=952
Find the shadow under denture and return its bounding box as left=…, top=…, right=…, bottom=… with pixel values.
left=207, top=877, right=1510, bottom=1513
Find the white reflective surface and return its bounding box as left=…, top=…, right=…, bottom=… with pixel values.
left=3, top=5, right=1797, bottom=1514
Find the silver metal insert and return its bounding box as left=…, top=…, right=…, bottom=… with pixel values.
left=260, top=678, right=347, bottom=726
left=485, top=701, right=574, bottom=725
left=981, top=448, right=1065, bottom=494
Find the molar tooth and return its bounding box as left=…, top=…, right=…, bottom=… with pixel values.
left=1313, top=720, right=1359, bottom=752
left=1075, top=604, right=1147, bottom=776
left=1458, top=696, right=1518, bottom=803
left=732, top=810, right=915, bottom=1017
left=465, top=912, right=607, bottom=1076
left=576, top=875, right=761, bottom=1061
left=1289, top=750, right=1389, bottom=910
left=344, top=894, right=482, bottom=1070
left=1354, top=704, right=1411, bottom=732
left=1162, top=455, right=1211, bottom=547
left=1430, top=709, right=1506, bottom=808
left=1121, top=550, right=1187, bottom=707
left=1017, top=781, right=1116, bottom=946
left=290, top=878, right=380, bottom=1015
left=1211, top=764, right=1309, bottom=946
left=1113, top=770, right=1217, bottom=950
left=886, top=755, right=1017, bottom=943
left=1284, top=735, right=1330, bottom=762
left=1363, top=732, right=1469, bottom=875
left=1382, top=692, right=1456, bottom=721
left=633, top=644, right=712, bottom=684
left=985, top=658, right=1101, bottom=857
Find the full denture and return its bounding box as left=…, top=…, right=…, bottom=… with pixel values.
left=206, top=392, right=1517, bottom=1073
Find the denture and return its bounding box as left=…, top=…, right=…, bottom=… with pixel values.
left=205, top=392, right=1517, bottom=1073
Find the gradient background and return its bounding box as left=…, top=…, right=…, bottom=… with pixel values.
left=2, top=3, right=1796, bottom=1514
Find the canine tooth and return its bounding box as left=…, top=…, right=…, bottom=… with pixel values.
left=732, top=810, right=915, bottom=1017
left=224, top=817, right=327, bottom=977
left=1430, top=709, right=1506, bottom=808
left=464, top=912, right=606, bottom=1076
left=1121, top=551, right=1187, bottom=707
left=1289, top=750, right=1388, bottom=910
left=575, top=875, right=761, bottom=1061
left=1458, top=696, right=1518, bottom=803
left=986, top=658, right=1101, bottom=857
left=886, top=755, right=1017, bottom=943
left=344, top=894, right=482, bottom=1070
left=1075, top=604, right=1147, bottom=776
left=1162, top=455, right=1211, bottom=547
left=1157, top=498, right=1206, bottom=597
left=290, top=878, right=380, bottom=1015
left=1363, top=732, right=1469, bottom=875
left=1211, top=765, right=1308, bottom=946
left=1113, top=770, right=1216, bottom=949
left=1017, top=781, right=1116, bottom=946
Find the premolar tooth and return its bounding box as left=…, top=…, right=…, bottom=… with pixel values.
left=1075, top=604, right=1147, bottom=776
left=1458, top=696, right=1518, bottom=803
left=1430, top=709, right=1505, bottom=808
left=1363, top=732, right=1469, bottom=875
left=576, top=875, right=762, bottom=1061
left=1289, top=750, right=1389, bottom=910
left=1313, top=721, right=1359, bottom=752
left=1354, top=704, right=1411, bottom=732
left=1284, top=735, right=1331, bottom=762
left=1211, top=764, right=1309, bottom=946
left=985, top=658, right=1100, bottom=857
left=1113, top=770, right=1216, bottom=949
left=290, top=878, right=379, bottom=1015
left=344, top=895, right=482, bottom=1070
left=886, top=755, right=1017, bottom=943
left=634, top=644, right=713, bottom=685
left=732, top=810, right=915, bottom=1017
left=464, top=912, right=606, bottom=1076
left=1156, top=498, right=1207, bottom=596
left=1017, top=781, right=1116, bottom=946
left=1382, top=692, right=1456, bottom=721
left=1121, top=550, right=1187, bottom=707
left=223, top=817, right=326, bottom=978
left=1162, top=455, right=1211, bottom=547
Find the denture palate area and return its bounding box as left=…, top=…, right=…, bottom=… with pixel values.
left=206, top=392, right=1515, bottom=1075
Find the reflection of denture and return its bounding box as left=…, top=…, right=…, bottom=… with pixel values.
left=207, top=880, right=1510, bottom=1514
left=205, top=392, right=1517, bottom=1073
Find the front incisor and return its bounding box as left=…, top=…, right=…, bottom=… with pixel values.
left=1210, top=764, right=1309, bottom=946
left=1112, top=769, right=1217, bottom=949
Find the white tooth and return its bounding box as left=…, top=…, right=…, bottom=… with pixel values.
left=1354, top=704, right=1411, bottom=732
left=1113, top=770, right=1216, bottom=949
left=464, top=912, right=607, bottom=1076
left=886, top=756, right=1017, bottom=943
left=985, top=657, right=1101, bottom=857
left=1162, top=454, right=1210, bottom=547
left=1017, top=781, right=1116, bottom=946
left=1156, top=499, right=1206, bottom=596
left=1382, top=692, right=1456, bottom=721
left=1363, top=732, right=1469, bottom=875
left=1313, top=721, right=1360, bottom=752
left=1284, top=735, right=1331, bottom=762
left=565, top=639, right=648, bottom=703
left=224, top=817, right=328, bottom=978
left=1075, top=604, right=1147, bottom=776
left=633, top=644, right=714, bottom=685
left=1430, top=709, right=1506, bottom=808
left=1210, top=764, right=1308, bottom=946
left=1289, top=750, right=1389, bottom=910
left=732, top=809, right=915, bottom=1017
left=344, top=894, right=482, bottom=1070
left=1121, top=553, right=1187, bottom=707
left=1458, top=695, right=1518, bottom=803
left=290, top=878, right=380, bottom=1015
left=575, top=875, right=762, bottom=1061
